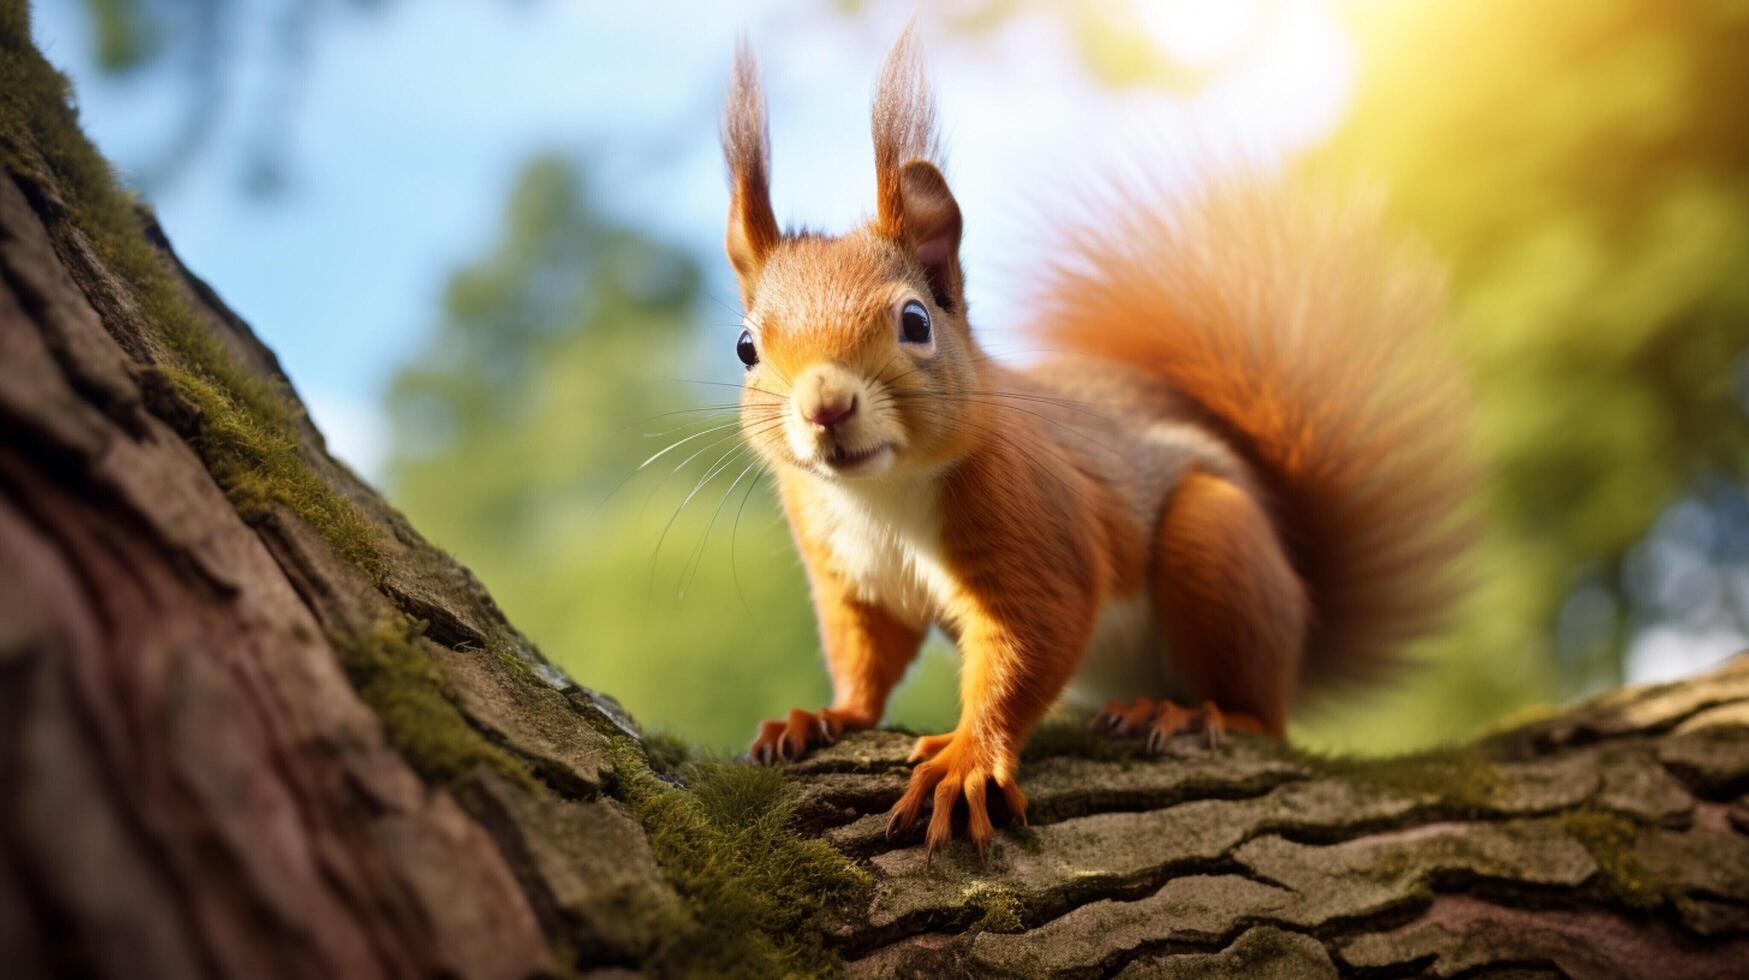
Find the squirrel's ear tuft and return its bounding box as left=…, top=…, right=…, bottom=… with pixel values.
left=871, top=27, right=962, bottom=310
left=722, top=38, right=780, bottom=307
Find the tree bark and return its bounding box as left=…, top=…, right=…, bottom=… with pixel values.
left=4, top=48, right=1749, bottom=980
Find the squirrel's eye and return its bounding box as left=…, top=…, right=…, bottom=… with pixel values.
left=736, top=329, right=758, bottom=368
left=900, top=300, right=932, bottom=344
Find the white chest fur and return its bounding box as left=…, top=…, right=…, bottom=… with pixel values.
left=810, top=478, right=958, bottom=626
left=806, top=480, right=1181, bottom=703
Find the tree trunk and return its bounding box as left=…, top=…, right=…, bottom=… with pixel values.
left=4, top=26, right=1749, bottom=980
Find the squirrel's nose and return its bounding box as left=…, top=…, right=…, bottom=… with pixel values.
left=804, top=395, right=857, bottom=429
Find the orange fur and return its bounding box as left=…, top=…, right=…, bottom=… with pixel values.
left=721, top=38, right=780, bottom=306
left=870, top=26, right=940, bottom=241
left=1152, top=472, right=1306, bottom=735
left=722, top=34, right=1476, bottom=858
left=1035, top=180, right=1478, bottom=690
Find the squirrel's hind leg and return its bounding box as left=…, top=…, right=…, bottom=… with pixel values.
left=1115, top=471, right=1307, bottom=747
left=1093, top=697, right=1268, bottom=750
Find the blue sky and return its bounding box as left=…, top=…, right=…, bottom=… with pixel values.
left=32, top=0, right=1351, bottom=474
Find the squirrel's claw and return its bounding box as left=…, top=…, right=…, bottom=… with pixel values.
left=885, top=734, right=1027, bottom=862
left=751, top=719, right=786, bottom=765
left=1095, top=697, right=1264, bottom=754
left=1200, top=700, right=1229, bottom=749
left=1145, top=702, right=1198, bottom=753
left=885, top=795, right=921, bottom=841
left=1003, top=777, right=1029, bottom=827
left=749, top=706, right=873, bottom=765
left=1094, top=697, right=1158, bottom=737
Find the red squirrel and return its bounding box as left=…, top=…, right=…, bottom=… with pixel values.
left=723, top=31, right=1474, bottom=857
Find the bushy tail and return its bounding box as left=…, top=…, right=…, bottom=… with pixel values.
left=1033, top=177, right=1478, bottom=690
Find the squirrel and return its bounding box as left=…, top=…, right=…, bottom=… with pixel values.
left=721, top=30, right=1475, bottom=858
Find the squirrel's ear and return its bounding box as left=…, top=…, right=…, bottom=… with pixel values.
left=871, top=27, right=962, bottom=309
left=890, top=159, right=963, bottom=310
left=722, top=40, right=780, bottom=308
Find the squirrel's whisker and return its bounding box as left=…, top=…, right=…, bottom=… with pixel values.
left=591, top=416, right=762, bottom=519
left=648, top=441, right=754, bottom=595
left=633, top=419, right=748, bottom=472
left=637, top=417, right=782, bottom=520
left=678, top=456, right=765, bottom=600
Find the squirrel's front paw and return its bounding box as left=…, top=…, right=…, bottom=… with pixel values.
left=749, top=707, right=867, bottom=764
left=886, top=733, right=1027, bottom=861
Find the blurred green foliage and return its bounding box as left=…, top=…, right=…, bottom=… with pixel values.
left=1293, top=0, right=1749, bottom=750
left=82, top=0, right=155, bottom=72
left=384, top=156, right=958, bottom=750
left=72, top=0, right=389, bottom=194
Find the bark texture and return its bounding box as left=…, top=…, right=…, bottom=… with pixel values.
left=4, top=31, right=1749, bottom=980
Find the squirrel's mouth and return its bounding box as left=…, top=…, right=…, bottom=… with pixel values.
left=821, top=441, right=894, bottom=477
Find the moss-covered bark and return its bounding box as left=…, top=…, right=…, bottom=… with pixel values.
left=3, top=5, right=1748, bottom=977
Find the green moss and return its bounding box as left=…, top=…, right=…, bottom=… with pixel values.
left=338, top=616, right=537, bottom=791
left=962, top=883, right=1024, bottom=933
left=492, top=647, right=544, bottom=687
left=1561, top=809, right=1666, bottom=909
left=641, top=729, right=694, bottom=776
left=0, top=5, right=381, bottom=575
left=612, top=741, right=870, bottom=978
left=168, top=368, right=382, bottom=570
left=1295, top=745, right=1506, bottom=810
